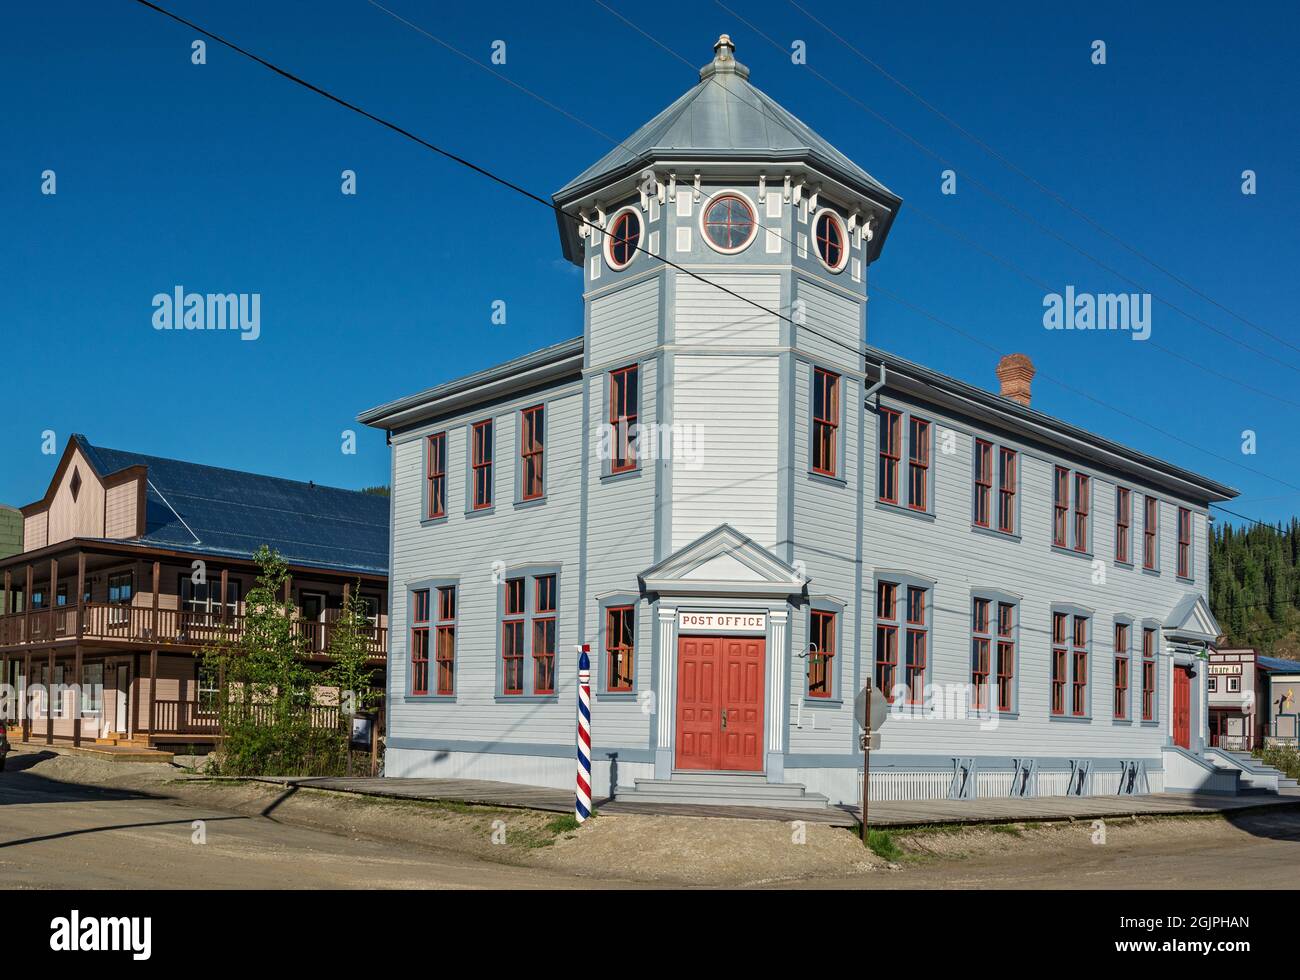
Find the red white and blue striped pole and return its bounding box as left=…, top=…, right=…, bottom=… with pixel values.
left=575, top=644, right=593, bottom=823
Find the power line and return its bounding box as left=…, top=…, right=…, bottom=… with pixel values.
left=781, top=0, right=1300, bottom=359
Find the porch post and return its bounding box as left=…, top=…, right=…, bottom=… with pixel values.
left=151, top=561, right=160, bottom=641
left=72, top=644, right=83, bottom=747
left=45, top=647, right=54, bottom=745
left=22, top=650, right=31, bottom=741
left=75, top=554, right=85, bottom=640
left=219, top=568, right=228, bottom=626
left=654, top=605, right=677, bottom=780
left=148, top=647, right=158, bottom=736
left=3, top=568, right=11, bottom=615
left=49, top=558, right=57, bottom=624
left=23, top=565, right=33, bottom=642
left=766, top=609, right=789, bottom=781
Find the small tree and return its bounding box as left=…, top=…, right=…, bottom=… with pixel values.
left=326, top=582, right=383, bottom=717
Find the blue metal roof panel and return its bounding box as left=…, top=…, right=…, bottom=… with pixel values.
left=74, top=435, right=388, bottom=575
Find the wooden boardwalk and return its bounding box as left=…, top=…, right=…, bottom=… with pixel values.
left=241, top=775, right=1300, bottom=830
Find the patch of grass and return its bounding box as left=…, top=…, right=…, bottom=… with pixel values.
left=547, top=813, right=582, bottom=834
left=863, top=828, right=904, bottom=861
left=989, top=823, right=1024, bottom=837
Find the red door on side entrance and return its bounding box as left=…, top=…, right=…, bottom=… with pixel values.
left=675, top=635, right=765, bottom=771
left=1173, top=665, right=1192, bottom=750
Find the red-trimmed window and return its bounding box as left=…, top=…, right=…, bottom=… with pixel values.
left=877, top=408, right=901, bottom=504
left=996, top=602, right=1015, bottom=712
left=606, top=605, right=635, bottom=693
left=472, top=419, right=494, bottom=510
left=426, top=432, right=446, bottom=519
left=874, top=581, right=898, bottom=701
left=908, top=417, right=930, bottom=511
left=1142, top=628, right=1157, bottom=720
left=814, top=211, right=846, bottom=271
left=532, top=574, right=556, bottom=695
left=502, top=577, right=525, bottom=695
left=607, top=208, right=641, bottom=270
left=812, top=368, right=840, bottom=477
left=1073, top=473, right=1091, bottom=553
left=520, top=405, right=545, bottom=501
left=998, top=448, right=1018, bottom=534
left=703, top=194, right=755, bottom=251
left=808, top=609, right=836, bottom=699
left=1113, top=621, right=1129, bottom=720
left=904, top=586, right=928, bottom=705
left=410, top=589, right=430, bottom=696
left=1115, top=487, right=1132, bottom=564
left=609, top=365, right=639, bottom=473
left=435, top=585, right=456, bottom=696
left=973, top=440, right=993, bottom=528
left=971, top=597, right=991, bottom=710
left=1143, top=496, right=1159, bottom=570
left=1177, top=507, right=1192, bottom=578
left=1052, top=467, right=1069, bottom=548
left=1051, top=612, right=1068, bottom=716
left=1071, top=615, right=1089, bottom=716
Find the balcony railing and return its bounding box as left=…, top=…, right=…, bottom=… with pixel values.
left=153, top=699, right=343, bottom=735
left=0, top=602, right=386, bottom=657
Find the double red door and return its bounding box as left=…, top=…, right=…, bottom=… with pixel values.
left=675, top=635, right=765, bottom=771
left=1173, top=665, right=1192, bottom=750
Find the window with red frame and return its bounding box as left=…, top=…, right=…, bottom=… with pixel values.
left=472, top=419, right=494, bottom=510
left=435, top=585, right=456, bottom=696
left=606, top=605, right=635, bottom=692
left=426, top=432, right=446, bottom=519
left=808, top=609, right=836, bottom=698
left=1115, top=487, right=1132, bottom=564
left=973, top=440, right=993, bottom=528
left=502, top=577, right=525, bottom=694
left=410, top=589, right=430, bottom=696
left=874, top=581, right=898, bottom=700
left=971, top=597, right=991, bottom=710
left=532, top=574, right=557, bottom=695
left=812, top=368, right=840, bottom=477
left=609, top=365, right=638, bottom=473
left=996, top=602, right=1015, bottom=712
left=520, top=405, right=545, bottom=501
left=1143, top=496, right=1159, bottom=570
left=1052, top=467, right=1070, bottom=547
left=877, top=409, right=901, bottom=504
left=904, top=586, right=928, bottom=704
left=1051, top=612, right=1068, bottom=716
left=607, top=209, right=640, bottom=269
left=1113, top=621, right=1129, bottom=720
left=1142, top=628, right=1157, bottom=720
left=1177, top=507, right=1192, bottom=578
left=908, top=418, right=931, bottom=511
left=998, top=448, right=1018, bottom=534
left=1071, top=615, right=1089, bottom=716
left=1073, top=473, right=1091, bottom=553
left=703, top=194, right=755, bottom=251
left=814, top=211, right=846, bottom=270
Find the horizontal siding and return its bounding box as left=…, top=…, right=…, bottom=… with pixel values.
left=589, top=275, right=659, bottom=368
left=674, top=273, right=781, bottom=348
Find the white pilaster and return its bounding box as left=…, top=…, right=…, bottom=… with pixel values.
left=654, top=606, right=677, bottom=778
left=767, top=609, right=789, bottom=780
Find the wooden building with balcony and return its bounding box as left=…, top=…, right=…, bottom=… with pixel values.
left=0, top=434, right=389, bottom=749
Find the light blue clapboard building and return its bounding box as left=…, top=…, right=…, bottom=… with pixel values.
left=359, top=36, right=1241, bottom=807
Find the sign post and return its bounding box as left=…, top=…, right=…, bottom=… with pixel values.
left=854, top=684, right=888, bottom=843
left=575, top=644, right=593, bottom=823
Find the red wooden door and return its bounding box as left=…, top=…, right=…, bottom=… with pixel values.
left=1173, top=666, right=1192, bottom=749
left=675, top=636, right=720, bottom=770
left=675, top=635, right=765, bottom=771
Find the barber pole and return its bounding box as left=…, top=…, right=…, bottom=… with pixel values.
left=575, top=644, right=593, bottom=822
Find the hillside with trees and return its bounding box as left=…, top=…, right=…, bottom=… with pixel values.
left=1211, top=519, right=1300, bottom=658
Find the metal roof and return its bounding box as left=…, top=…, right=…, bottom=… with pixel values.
left=73, top=435, right=389, bottom=575
left=553, top=36, right=896, bottom=205
left=1258, top=656, right=1300, bottom=673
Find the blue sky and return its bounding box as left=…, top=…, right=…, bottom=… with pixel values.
left=2, top=0, right=1296, bottom=524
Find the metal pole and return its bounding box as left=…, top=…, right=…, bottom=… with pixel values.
left=861, top=682, right=872, bottom=843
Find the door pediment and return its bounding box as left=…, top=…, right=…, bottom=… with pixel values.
left=1164, top=593, right=1222, bottom=644
left=639, top=524, right=806, bottom=599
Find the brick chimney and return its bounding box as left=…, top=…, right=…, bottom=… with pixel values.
left=996, top=353, right=1035, bottom=407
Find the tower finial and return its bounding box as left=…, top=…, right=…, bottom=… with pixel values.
left=701, top=32, right=749, bottom=80
left=714, top=34, right=735, bottom=61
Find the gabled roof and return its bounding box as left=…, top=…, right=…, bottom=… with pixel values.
left=1258, top=655, right=1300, bottom=673
left=1164, top=593, right=1222, bottom=643
left=639, top=524, right=807, bottom=598
left=69, top=435, right=388, bottom=575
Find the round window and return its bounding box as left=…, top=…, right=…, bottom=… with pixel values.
left=606, top=208, right=641, bottom=270
left=702, top=193, right=757, bottom=252
left=814, top=209, right=848, bottom=272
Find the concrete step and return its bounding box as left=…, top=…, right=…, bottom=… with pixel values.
left=617, top=775, right=831, bottom=809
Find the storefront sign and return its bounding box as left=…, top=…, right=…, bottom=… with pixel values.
left=1209, top=664, right=1243, bottom=676
left=677, top=611, right=767, bottom=634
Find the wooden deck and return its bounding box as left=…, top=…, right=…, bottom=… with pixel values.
left=234, top=776, right=1300, bottom=829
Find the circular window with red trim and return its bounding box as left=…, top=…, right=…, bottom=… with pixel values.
left=701, top=192, right=758, bottom=253
left=605, top=207, right=641, bottom=271
left=813, top=208, right=848, bottom=273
